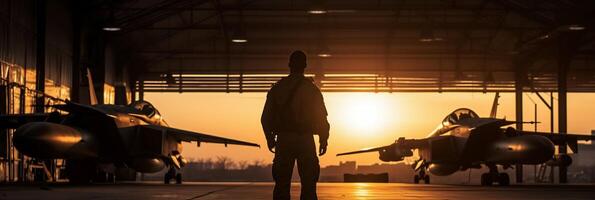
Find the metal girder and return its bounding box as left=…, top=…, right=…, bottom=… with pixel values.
left=35, top=0, right=46, bottom=113
left=494, top=0, right=555, bottom=26
left=111, top=4, right=582, bottom=12
left=134, top=71, right=595, bottom=93
left=139, top=22, right=543, bottom=31
left=116, top=0, right=210, bottom=33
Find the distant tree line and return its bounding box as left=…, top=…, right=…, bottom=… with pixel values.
left=144, top=157, right=273, bottom=182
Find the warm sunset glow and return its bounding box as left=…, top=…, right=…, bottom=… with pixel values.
left=145, top=92, right=595, bottom=167
left=335, top=93, right=394, bottom=135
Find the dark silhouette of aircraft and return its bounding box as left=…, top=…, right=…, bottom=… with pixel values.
left=0, top=69, right=259, bottom=183
left=337, top=93, right=594, bottom=186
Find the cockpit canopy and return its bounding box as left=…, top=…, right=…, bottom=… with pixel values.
left=130, top=101, right=160, bottom=118
left=442, top=108, right=479, bottom=126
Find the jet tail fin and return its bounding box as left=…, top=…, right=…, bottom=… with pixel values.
left=489, top=92, right=500, bottom=118
left=86, top=68, right=98, bottom=105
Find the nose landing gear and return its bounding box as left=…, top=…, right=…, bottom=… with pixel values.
left=164, top=167, right=182, bottom=184
left=480, top=164, right=510, bottom=186
left=413, top=166, right=430, bottom=184
left=164, top=151, right=185, bottom=184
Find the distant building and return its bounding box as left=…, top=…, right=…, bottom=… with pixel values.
left=320, top=161, right=356, bottom=182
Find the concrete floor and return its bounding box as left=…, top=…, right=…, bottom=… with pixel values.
left=1, top=182, right=594, bottom=200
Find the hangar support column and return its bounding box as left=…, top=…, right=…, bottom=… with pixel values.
left=557, top=38, right=570, bottom=184
left=34, top=0, right=46, bottom=113
left=70, top=1, right=82, bottom=103
left=514, top=60, right=524, bottom=184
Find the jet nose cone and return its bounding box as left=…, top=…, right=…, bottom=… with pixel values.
left=13, top=122, right=83, bottom=159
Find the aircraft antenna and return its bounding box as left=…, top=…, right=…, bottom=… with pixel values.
left=86, top=68, right=98, bottom=105
left=489, top=92, right=500, bottom=118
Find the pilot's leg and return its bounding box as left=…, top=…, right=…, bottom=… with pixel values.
left=296, top=137, right=319, bottom=200
left=273, top=138, right=296, bottom=200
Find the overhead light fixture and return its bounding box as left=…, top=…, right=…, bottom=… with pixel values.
left=566, top=24, right=585, bottom=31
left=103, top=27, right=121, bottom=32
left=103, top=10, right=120, bottom=32
left=308, top=0, right=327, bottom=14
left=539, top=34, right=550, bottom=40
left=308, top=9, right=327, bottom=14
left=231, top=29, right=248, bottom=43
left=317, top=53, right=331, bottom=58
left=317, top=45, right=331, bottom=58
left=419, top=29, right=435, bottom=42
left=231, top=38, right=247, bottom=43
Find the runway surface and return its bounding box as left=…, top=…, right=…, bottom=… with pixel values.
left=1, top=182, right=594, bottom=200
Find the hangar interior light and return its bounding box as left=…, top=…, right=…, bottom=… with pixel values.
left=308, top=0, right=327, bottom=14
left=317, top=45, right=331, bottom=58
left=231, top=29, right=248, bottom=43
left=419, top=29, right=443, bottom=42
left=103, top=11, right=120, bottom=32
left=566, top=24, right=585, bottom=31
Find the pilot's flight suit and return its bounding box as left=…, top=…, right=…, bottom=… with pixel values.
left=261, top=74, right=330, bottom=200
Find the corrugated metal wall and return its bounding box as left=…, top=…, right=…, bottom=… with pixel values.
left=45, top=0, right=72, bottom=101
left=0, top=0, right=73, bottom=182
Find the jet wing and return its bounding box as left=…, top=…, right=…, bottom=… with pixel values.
left=51, top=101, right=114, bottom=117
left=0, top=112, right=65, bottom=129
left=519, top=131, right=595, bottom=153
left=337, top=146, right=388, bottom=156
left=337, top=137, right=428, bottom=157
left=140, top=125, right=260, bottom=148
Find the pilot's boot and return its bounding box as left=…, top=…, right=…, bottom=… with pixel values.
left=296, top=135, right=319, bottom=200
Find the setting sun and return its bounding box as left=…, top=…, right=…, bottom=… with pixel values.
left=333, top=93, right=395, bottom=135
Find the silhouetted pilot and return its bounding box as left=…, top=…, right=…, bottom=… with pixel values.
left=261, top=50, right=330, bottom=200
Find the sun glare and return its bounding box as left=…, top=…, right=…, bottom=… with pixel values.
left=334, top=93, right=393, bottom=135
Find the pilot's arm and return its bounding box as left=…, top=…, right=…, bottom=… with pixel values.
left=261, top=89, right=277, bottom=153
left=312, top=87, right=330, bottom=156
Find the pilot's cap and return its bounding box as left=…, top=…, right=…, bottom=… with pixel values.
left=289, top=50, right=307, bottom=69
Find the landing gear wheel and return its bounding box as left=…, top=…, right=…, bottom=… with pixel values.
left=498, top=173, right=510, bottom=186
left=175, top=173, right=182, bottom=184
left=164, top=172, right=172, bottom=184
left=481, top=173, right=492, bottom=186
left=414, top=175, right=420, bottom=184
left=164, top=168, right=176, bottom=184
left=423, top=175, right=430, bottom=184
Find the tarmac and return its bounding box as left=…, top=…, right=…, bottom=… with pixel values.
left=1, top=182, right=594, bottom=200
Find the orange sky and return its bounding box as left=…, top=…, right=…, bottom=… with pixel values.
left=145, top=92, right=595, bottom=167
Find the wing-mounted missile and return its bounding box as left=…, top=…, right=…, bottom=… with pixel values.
left=379, top=138, right=415, bottom=162
left=505, top=127, right=595, bottom=154
left=337, top=137, right=421, bottom=162
left=379, top=143, right=413, bottom=162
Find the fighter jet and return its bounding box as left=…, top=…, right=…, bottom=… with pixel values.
left=337, top=93, right=594, bottom=186
left=0, top=69, right=259, bottom=184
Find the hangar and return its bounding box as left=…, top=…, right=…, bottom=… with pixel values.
left=1, top=0, right=594, bottom=184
